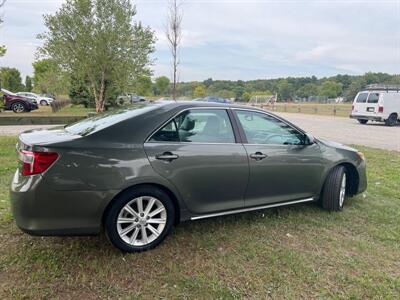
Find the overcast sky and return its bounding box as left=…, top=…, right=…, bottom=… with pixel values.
left=0, top=0, right=399, bottom=81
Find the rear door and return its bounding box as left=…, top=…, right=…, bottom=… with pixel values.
left=233, top=109, right=324, bottom=207
left=353, top=92, right=380, bottom=116
left=144, top=108, right=248, bottom=214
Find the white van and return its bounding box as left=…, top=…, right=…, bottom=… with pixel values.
left=350, top=85, right=400, bottom=126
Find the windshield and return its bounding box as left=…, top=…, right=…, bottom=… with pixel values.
left=65, top=103, right=159, bottom=136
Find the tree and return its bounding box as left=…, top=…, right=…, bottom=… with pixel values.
left=242, top=91, right=251, bottom=102
left=166, top=0, right=183, bottom=100
left=154, top=76, right=170, bottom=96
left=25, top=76, right=33, bottom=92
left=193, top=85, right=206, bottom=98
left=320, top=81, right=343, bottom=98
left=33, top=59, right=69, bottom=95
left=39, top=0, right=155, bottom=112
left=296, top=83, right=318, bottom=99
left=0, top=0, right=7, bottom=57
left=0, top=67, right=24, bottom=91
left=276, top=79, right=294, bottom=101
left=132, top=75, right=152, bottom=96
left=217, top=89, right=235, bottom=99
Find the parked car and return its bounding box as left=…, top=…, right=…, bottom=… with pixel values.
left=116, top=93, right=146, bottom=105
left=1, top=88, right=39, bottom=113
left=350, top=84, right=400, bottom=126
left=10, top=101, right=367, bottom=252
left=16, top=92, right=54, bottom=106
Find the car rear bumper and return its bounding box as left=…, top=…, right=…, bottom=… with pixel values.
left=9, top=170, right=116, bottom=236
left=350, top=114, right=385, bottom=122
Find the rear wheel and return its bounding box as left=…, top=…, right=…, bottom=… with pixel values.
left=105, top=185, right=174, bottom=252
left=321, top=166, right=346, bottom=212
left=11, top=102, right=27, bottom=113
left=385, top=113, right=398, bottom=126
left=40, top=100, right=48, bottom=106
left=357, top=119, right=368, bottom=124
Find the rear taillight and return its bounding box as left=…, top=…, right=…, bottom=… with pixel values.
left=18, top=150, right=59, bottom=176
left=378, top=106, right=384, bottom=113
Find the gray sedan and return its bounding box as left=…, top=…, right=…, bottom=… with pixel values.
left=10, top=101, right=367, bottom=252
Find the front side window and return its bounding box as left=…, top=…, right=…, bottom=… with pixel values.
left=235, top=110, right=305, bottom=145
left=150, top=109, right=235, bottom=143
left=356, top=92, right=368, bottom=103
left=367, top=93, right=379, bottom=103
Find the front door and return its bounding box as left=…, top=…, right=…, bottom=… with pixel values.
left=234, top=109, right=324, bottom=207
left=144, top=108, right=248, bottom=214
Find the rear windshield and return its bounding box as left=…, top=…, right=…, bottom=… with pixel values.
left=65, top=104, right=158, bottom=136
left=356, top=93, right=368, bottom=103
left=367, top=92, right=379, bottom=103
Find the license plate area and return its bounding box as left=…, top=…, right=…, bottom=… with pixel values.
left=367, top=107, right=375, bottom=112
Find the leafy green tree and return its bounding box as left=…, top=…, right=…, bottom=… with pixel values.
left=25, top=76, right=33, bottom=92
left=217, top=89, right=235, bottom=99
left=38, top=0, right=155, bottom=112
left=69, top=75, right=95, bottom=107
left=193, top=85, right=206, bottom=98
left=154, top=76, right=170, bottom=96
left=296, top=83, right=318, bottom=98
left=242, top=91, right=251, bottom=102
left=32, top=59, right=69, bottom=95
left=0, top=67, right=24, bottom=91
left=320, top=81, right=343, bottom=98
left=276, top=79, right=294, bottom=101
left=132, top=75, right=152, bottom=96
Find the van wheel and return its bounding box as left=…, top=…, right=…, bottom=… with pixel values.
left=11, top=102, right=27, bottom=113
left=357, top=119, right=368, bottom=124
left=385, top=113, right=398, bottom=126
left=104, top=185, right=175, bottom=252
left=321, top=166, right=346, bottom=212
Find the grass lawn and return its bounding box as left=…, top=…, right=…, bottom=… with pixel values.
left=259, top=103, right=353, bottom=118
left=0, top=104, right=93, bottom=117
left=0, top=136, right=399, bottom=299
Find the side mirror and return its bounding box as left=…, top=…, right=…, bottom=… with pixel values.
left=305, top=133, right=315, bottom=145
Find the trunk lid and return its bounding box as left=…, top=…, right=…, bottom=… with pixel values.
left=18, top=126, right=82, bottom=149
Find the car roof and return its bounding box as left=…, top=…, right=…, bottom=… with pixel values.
left=151, top=100, right=265, bottom=111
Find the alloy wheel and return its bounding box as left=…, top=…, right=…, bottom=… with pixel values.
left=13, top=103, right=25, bottom=113
left=116, top=196, right=167, bottom=246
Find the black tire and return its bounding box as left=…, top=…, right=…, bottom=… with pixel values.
left=104, top=185, right=175, bottom=253
left=321, top=166, right=346, bottom=212
left=40, top=100, right=48, bottom=106
left=385, top=113, right=398, bottom=127
left=11, top=102, right=27, bottom=113
left=357, top=119, right=368, bottom=124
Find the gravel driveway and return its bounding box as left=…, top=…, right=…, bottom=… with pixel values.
left=0, top=114, right=399, bottom=151
left=276, top=112, right=400, bottom=152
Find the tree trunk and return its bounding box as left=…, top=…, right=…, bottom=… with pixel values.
left=91, top=72, right=106, bottom=113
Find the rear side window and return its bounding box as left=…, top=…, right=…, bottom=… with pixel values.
left=65, top=104, right=157, bottom=136
left=355, top=93, right=368, bottom=103
left=150, top=109, right=235, bottom=143
left=367, top=93, right=379, bottom=103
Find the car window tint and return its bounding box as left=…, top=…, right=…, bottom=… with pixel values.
left=151, top=109, right=235, bottom=143
left=356, top=93, right=368, bottom=103
left=367, top=93, right=379, bottom=103
left=236, top=110, right=305, bottom=145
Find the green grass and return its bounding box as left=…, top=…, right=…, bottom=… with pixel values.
left=0, top=137, right=399, bottom=299
left=0, top=104, right=93, bottom=117
left=256, top=103, right=352, bottom=117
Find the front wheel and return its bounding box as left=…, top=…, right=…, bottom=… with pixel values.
left=321, top=166, right=347, bottom=212
left=40, top=100, right=48, bottom=106
left=105, top=185, right=175, bottom=252
left=357, top=119, right=368, bottom=124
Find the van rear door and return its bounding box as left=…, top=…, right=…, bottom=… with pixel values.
left=353, top=92, right=381, bottom=117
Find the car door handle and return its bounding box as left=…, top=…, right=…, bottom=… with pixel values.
left=155, top=152, right=179, bottom=162
left=250, top=152, right=267, bottom=160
